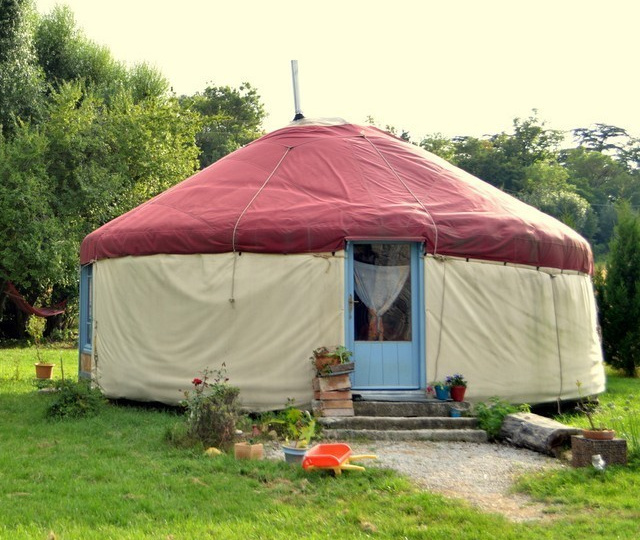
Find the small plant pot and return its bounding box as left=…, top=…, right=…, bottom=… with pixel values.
left=434, top=385, right=450, bottom=400
left=450, top=385, right=466, bottom=402
left=34, top=363, right=55, bottom=379
left=450, top=407, right=463, bottom=418
left=234, top=442, right=264, bottom=460
left=314, top=355, right=339, bottom=373
left=582, top=429, right=616, bottom=440
left=282, top=445, right=307, bottom=465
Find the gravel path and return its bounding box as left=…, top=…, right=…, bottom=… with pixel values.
left=266, top=440, right=565, bottom=522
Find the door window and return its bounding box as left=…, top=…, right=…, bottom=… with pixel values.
left=353, top=243, right=412, bottom=342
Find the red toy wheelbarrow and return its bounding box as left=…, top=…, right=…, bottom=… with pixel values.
left=301, top=443, right=377, bottom=475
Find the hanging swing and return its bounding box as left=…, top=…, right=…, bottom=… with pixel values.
left=2, top=281, right=66, bottom=317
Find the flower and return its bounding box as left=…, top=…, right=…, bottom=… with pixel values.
left=192, top=377, right=203, bottom=386
left=445, top=373, right=467, bottom=387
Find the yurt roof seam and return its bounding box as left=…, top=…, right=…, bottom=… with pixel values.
left=363, top=134, right=440, bottom=255
left=229, top=146, right=293, bottom=304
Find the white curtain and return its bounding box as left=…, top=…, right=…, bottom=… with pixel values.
left=354, top=261, right=410, bottom=340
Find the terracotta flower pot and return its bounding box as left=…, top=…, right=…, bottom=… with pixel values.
left=314, top=355, right=339, bottom=372
left=234, top=442, right=264, bottom=460
left=582, top=429, right=615, bottom=440
left=34, top=363, right=55, bottom=379
left=450, top=385, right=466, bottom=402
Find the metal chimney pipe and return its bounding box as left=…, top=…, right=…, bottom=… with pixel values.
left=291, top=60, right=304, bottom=121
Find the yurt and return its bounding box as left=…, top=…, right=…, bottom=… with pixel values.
left=78, top=118, right=605, bottom=410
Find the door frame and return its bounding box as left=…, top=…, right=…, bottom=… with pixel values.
left=345, top=240, right=426, bottom=390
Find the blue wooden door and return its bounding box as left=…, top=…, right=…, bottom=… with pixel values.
left=346, top=242, right=422, bottom=390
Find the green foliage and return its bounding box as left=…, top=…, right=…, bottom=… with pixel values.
left=268, top=399, right=318, bottom=448
left=474, top=397, right=519, bottom=440
left=34, top=5, right=127, bottom=95
left=25, top=314, right=45, bottom=362
left=433, top=111, right=563, bottom=194
left=0, top=0, right=45, bottom=131
left=520, top=162, right=596, bottom=238
left=46, top=378, right=106, bottom=419
left=181, top=82, right=265, bottom=168
left=0, top=3, right=265, bottom=340
left=598, top=202, right=640, bottom=376
left=176, top=364, right=240, bottom=451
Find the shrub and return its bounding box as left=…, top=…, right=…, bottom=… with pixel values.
left=46, top=379, right=106, bottom=419
left=178, top=364, right=240, bottom=451
left=474, top=397, right=519, bottom=440
left=597, top=202, right=640, bottom=376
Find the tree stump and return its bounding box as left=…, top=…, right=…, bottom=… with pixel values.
left=500, top=412, right=582, bottom=456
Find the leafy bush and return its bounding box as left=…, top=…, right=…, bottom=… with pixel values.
left=597, top=202, right=640, bottom=376
left=46, top=379, right=106, bottom=419
left=176, top=364, right=240, bottom=451
left=474, top=397, right=519, bottom=440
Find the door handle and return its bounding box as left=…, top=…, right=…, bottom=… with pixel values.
left=348, top=294, right=360, bottom=315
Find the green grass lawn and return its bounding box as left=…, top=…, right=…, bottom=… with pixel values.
left=2, top=345, right=640, bottom=539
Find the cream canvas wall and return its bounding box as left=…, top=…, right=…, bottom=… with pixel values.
left=424, top=256, right=605, bottom=403
left=91, top=251, right=605, bottom=409
left=93, top=252, right=344, bottom=410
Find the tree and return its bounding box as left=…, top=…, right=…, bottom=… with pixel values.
left=562, top=147, right=640, bottom=252
left=34, top=5, right=127, bottom=95
left=520, top=161, right=596, bottom=239
left=419, top=133, right=457, bottom=162
left=181, top=83, right=265, bottom=168
left=0, top=0, right=45, bottom=131
left=0, top=81, right=201, bottom=337
left=425, top=112, right=563, bottom=194
left=598, top=202, right=640, bottom=376
left=573, top=123, right=629, bottom=155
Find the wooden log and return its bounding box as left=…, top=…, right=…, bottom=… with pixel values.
left=500, top=412, right=582, bottom=457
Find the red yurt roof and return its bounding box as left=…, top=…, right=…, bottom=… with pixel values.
left=80, top=120, right=593, bottom=274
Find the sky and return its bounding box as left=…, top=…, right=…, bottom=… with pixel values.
left=34, top=0, right=640, bottom=141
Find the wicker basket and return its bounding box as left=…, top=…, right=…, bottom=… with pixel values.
left=571, top=435, right=627, bottom=467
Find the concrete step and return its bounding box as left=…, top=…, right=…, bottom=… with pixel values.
left=354, top=400, right=471, bottom=418
left=322, top=428, right=488, bottom=443
left=319, top=415, right=478, bottom=431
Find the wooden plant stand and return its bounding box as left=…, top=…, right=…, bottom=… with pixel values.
left=312, top=373, right=354, bottom=417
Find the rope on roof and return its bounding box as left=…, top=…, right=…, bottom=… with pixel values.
left=229, top=146, right=293, bottom=304
left=362, top=134, right=440, bottom=256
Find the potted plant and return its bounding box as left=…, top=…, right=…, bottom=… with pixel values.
left=576, top=380, right=615, bottom=440
left=272, top=401, right=318, bottom=464
left=430, top=380, right=450, bottom=400
left=446, top=373, right=468, bottom=402
left=311, top=346, right=354, bottom=375
left=27, top=315, right=55, bottom=379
